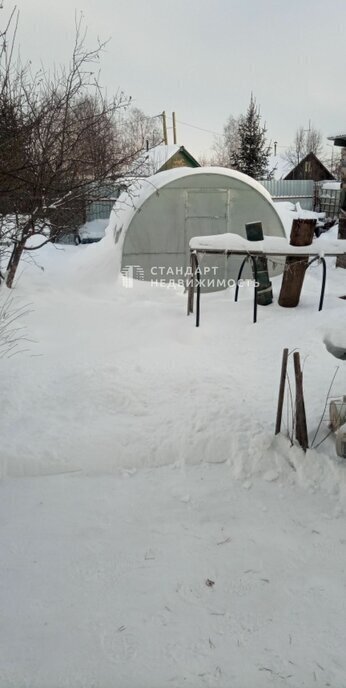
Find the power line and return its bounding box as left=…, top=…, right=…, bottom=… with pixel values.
left=176, top=119, right=223, bottom=138
left=174, top=117, right=290, bottom=148
left=145, top=110, right=290, bottom=149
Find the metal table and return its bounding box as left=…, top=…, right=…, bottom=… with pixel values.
left=187, top=245, right=345, bottom=327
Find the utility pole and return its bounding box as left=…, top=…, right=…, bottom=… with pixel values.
left=162, top=111, right=168, bottom=145
left=172, top=112, right=177, bottom=144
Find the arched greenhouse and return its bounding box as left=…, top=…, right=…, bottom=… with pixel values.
left=113, top=166, right=286, bottom=288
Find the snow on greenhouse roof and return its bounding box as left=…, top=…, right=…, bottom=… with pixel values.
left=110, top=165, right=277, bottom=242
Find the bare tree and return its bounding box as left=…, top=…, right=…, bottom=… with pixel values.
left=0, top=13, right=142, bottom=288
left=285, top=124, right=323, bottom=166
left=306, top=127, right=323, bottom=158
left=211, top=114, right=241, bottom=167
left=118, top=106, right=163, bottom=160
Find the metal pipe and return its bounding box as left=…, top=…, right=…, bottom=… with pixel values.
left=306, top=256, right=327, bottom=311
left=234, top=256, right=249, bottom=302
left=234, top=255, right=257, bottom=323
left=250, top=255, right=258, bottom=323
left=193, top=253, right=201, bottom=327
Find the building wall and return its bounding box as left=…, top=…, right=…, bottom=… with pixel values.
left=341, top=147, right=346, bottom=190
left=337, top=147, right=346, bottom=268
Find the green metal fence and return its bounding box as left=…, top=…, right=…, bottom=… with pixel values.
left=260, top=180, right=315, bottom=209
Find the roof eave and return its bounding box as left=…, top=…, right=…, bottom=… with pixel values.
left=178, top=146, right=200, bottom=167
left=327, top=134, right=346, bottom=147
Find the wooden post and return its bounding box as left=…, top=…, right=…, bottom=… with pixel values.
left=275, top=348, right=289, bottom=435
left=293, top=352, right=308, bottom=451
left=245, top=221, right=273, bottom=305
left=172, top=112, right=177, bottom=144
left=278, top=218, right=316, bottom=308
left=162, top=111, right=168, bottom=145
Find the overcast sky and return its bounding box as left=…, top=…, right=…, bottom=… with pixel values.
left=10, top=0, right=346, bottom=161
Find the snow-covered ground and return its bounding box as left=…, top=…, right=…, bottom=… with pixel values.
left=0, top=223, right=345, bottom=687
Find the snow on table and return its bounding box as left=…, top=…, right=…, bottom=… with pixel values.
left=189, top=232, right=346, bottom=256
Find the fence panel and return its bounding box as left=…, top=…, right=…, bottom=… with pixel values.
left=86, top=199, right=114, bottom=222
left=316, top=186, right=341, bottom=218
left=260, top=180, right=315, bottom=210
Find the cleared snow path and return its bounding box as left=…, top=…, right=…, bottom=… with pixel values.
left=1, top=465, right=346, bottom=687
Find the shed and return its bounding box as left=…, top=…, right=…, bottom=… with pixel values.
left=114, top=167, right=286, bottom=288
left=138, top=144, right=200, bottom=175
left=284, top=152, right=334, bottom=182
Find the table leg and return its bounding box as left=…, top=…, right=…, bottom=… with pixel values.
left=235, top=255, right=258, bottom=323
left=187, top=251, right=194, bottom=315
left=194, top=253, right=201, bottom=327
left=306, top=256, right=327, bottom=311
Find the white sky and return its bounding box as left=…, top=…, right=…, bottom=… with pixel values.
left=8, top=0, right=346, bottom=162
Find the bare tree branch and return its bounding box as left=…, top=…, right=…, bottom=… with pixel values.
left=0, top=10, right=147, bottom=287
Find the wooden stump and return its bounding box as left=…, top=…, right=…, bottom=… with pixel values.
left=278, top=219, right=316, bottom=308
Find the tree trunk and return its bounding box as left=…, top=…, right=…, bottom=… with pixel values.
left=278, top=219, right=316, bottom=308
left=6, top=241, right=25, bottom=288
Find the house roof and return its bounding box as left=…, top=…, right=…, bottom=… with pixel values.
left=133, top=144, right=200, bottom=176
left=267, top=155, right=293, bottom=180
left=327, top=133, right=346, bottom=147
left=285, top=151, right=334, bottom=179
left=268, top=151, right=334, bottom=180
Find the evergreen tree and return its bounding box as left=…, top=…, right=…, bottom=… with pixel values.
left=231, top=95, right=270, bottom=179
